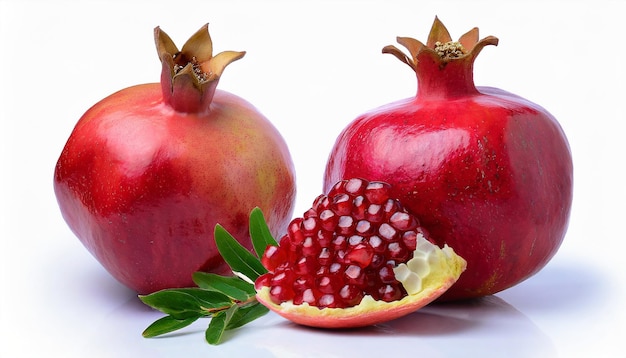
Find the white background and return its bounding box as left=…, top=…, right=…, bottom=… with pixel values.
left=1, top=0, right=625, bottom=357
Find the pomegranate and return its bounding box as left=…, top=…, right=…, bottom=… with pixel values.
left=54, top=24, right=296, bottom=294
left=323, top=17, right=573, bottom=300
left=254, top=178, right=466, bottom=328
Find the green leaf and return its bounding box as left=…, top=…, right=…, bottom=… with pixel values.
left=192, top=272, right=256, bottom=301
left=139, top=288, right=231, bottom=319
left=249, top=207, right=278, bottom=258
left=142, top=315, right=199, bottom=338
left=170, top=288, right=234, bottom=309
left=214, top=224, right=267, bottom=281
left=206, top=304, right=238, bottom=345
left=224, top=302, right=269, bottom=330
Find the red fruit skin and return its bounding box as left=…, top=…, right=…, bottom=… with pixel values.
left=54, top=84, right=296, bottom=294
left=324, top=86, right=573, bottom=300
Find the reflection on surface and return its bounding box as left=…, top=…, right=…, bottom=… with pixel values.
left=255, top=295, right=556, bottom=358
left=76, top=290, right=555, bottom=358
left=73, top=256, right=612, bottom=357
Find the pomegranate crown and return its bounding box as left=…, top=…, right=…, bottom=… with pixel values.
left=383, top=16, right=499, bottom=70
left=154, top=24, right=245, bottom=112
left=155, top=24, right=245, bottom=88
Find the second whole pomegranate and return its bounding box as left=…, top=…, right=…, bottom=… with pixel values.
left=324, top=17, right=573, bottom=300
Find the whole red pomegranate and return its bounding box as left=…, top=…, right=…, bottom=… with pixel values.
left=54, top=24, right=296, bottom=294
left=324, top=17, right=573, bottom=300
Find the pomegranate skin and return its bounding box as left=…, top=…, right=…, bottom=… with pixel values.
left=324, top=19, right=572, bottom=300
left=325, top=87, right=572, bottom=300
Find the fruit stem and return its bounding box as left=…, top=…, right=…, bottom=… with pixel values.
left=203, top=295, right=258, bottom=315
left=415, top=51, right=478, bottom=99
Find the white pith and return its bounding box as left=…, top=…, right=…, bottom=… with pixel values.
left=393, top=233, right=452, bottom=295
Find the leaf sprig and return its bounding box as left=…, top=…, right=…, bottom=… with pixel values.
left=139, top=207, right=277, bottom=345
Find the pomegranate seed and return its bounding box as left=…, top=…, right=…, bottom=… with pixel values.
left=364, top=181, right=391, bottom=204
left=337, top=215, right=355, bottom=235
left=271, top=268, right=294, bottom=286
left=311, top=194, right=329, bottom=211
left=318, top=294, right=338, bottom=308
left=319, top=209, right=338, bottom=231
left=379, top=223, right=398, bottom=241
left=382, top=199, right=401, bottom=221
left=269, top=284, right=295, bottom=304
left=261, top=245, right=286, bottom=271
left=345, top=265, right=365, bottom=285
left=335, top=249, right=347, bottom=263
left=388, top=242, right=409, bottom=262
left=317, top=276, right=336, bottom=294
left=369, top=235, right=385, bottom=253
left=345, top=177, right=366, bottom=195
left=345, top=243, right=374, bottom=268
left=370, top=253, right=385, bottom=269
left=318, top=247, right=332, bottom=266
left=365, top=204, right=384, bottom=223
left=402, top=230, right=418, bottom=251
left=348, top=234, right=364, bottom=246
left=389, top=211, right=417, bottom=231
left=352, top=195, right=368, bottom=220
left=378, top=265, right=396, bottom=283
left=303, top=208, right=317, bottom=219
left=326, top=180, right=344, bottom=199
left=339, top=284, right=364, bottom=306
left=278, top=235, right=291, bottom=251
left=379, top=284, right=404, bottom=302
left=295, top=256, right=318, bottom=275
left=293, top=288, right=317, bottom=306
left=331, top=193, right=352, bottom=215
left=288, top=218, right=305, bottom=245
left=332, top=235, right=347, bottom=251
left=355, top=219, right=374, bottom=235
left=301, top=236, right=321, bottom=257
left=301, top=216, right=319, bottom=235
left=317, top=229, right=333, bottom=248
left=329, top=262, right=342, bottom=274
left=255, top=272, right=272, bottom=290
left=293, top=276, right=312, bottom=293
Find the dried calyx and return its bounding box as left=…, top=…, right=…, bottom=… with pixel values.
left=381, top=16, right=499, bottom=99
left=382, top=16, right=499, bottom=69
left=155, top=24, right=245, bottom=113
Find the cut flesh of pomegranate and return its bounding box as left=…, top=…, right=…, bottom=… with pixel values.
left=255, top=178, right=466, bottom=328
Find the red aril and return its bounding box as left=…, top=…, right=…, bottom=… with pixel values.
left=54, top=24, right=296, bottom=294
left=254, top=178, right=466, bottom=328
left=324, top=17, right=573, bottom=300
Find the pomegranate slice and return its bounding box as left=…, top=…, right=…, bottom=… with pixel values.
left=254, top=178, right=466, bottom=328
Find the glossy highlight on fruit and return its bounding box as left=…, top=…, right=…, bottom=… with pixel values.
left=54, top=24, right=296, bottom=294
left=324, top=17, right=573, bottom=300
left=254, top=178, right=466, bottom=328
